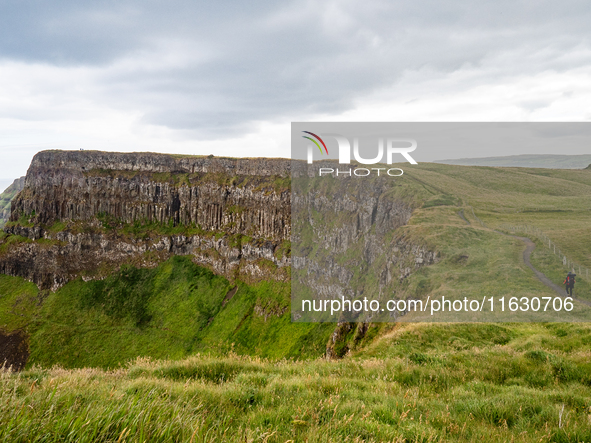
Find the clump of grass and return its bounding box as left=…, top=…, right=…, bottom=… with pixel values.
left=0, top=234, right=32, bottom=254
left=2, top=338, right=591, bottom=442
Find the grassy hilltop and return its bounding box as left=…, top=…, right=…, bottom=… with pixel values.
left=1, top=162, right=591, bottom=441
left=397, top=164, right=591, bottom=320
left=436, top=154, right=591, bottom=169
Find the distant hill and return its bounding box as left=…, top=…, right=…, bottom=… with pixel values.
left=435, top=154, right=591, bottom=169
left=0, top=177, right=25, bottom=228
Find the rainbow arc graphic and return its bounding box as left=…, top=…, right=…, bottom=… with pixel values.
left=302, top=131, right=328, bottom=155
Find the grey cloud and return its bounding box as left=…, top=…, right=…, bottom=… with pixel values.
left=519, top=100, right=553, bottom=112
left=2, top=0, right=591, bottom=136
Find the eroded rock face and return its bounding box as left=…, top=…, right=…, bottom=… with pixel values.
left=3, top=151, right=291, bottom=289
left=0, top=227, right=289, bottom=291
left=11, top=151, right=291, bottom=241
left=290, top=170, right=440, bottom=322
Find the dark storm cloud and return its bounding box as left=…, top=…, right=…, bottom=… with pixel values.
left=2, top=0, right=591, bottom=136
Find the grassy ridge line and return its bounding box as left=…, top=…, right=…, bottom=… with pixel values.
left=436, top=154, right=591, bottom=169
left=2, top=322, right=591, bottom=442
left=359, top=163, right=591, bottom=321
left=405, top=164, right=591, bottom=268
left=381, top=206, right=578, bottom=322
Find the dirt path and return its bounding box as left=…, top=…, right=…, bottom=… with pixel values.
left=516, top=235, right=568, bottom=297
left=457, top=210, right=470, bottom=225
left=497, top=231, right=591, bottom=307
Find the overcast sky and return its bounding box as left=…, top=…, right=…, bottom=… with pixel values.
left=1, top=0, right=591, bottom=186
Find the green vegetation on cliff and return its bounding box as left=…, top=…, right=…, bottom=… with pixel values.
left=0, top=177, right=25, bottom=228
left=0, top=256, right=333, bottom=369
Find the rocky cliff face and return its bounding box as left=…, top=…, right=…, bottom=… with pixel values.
left=2, top=151, right=291, bottom=289
left=291, top=164, right=439, bottom=323
left=0, top=150, right=443, bottom=371
left=11, top=151, right=290, bottom=240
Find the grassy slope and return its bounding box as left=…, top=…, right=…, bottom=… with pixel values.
left=404, top=165, right=591, bottom=281
left=1, top=322, right=590, bottom=442
left=0, top=257, right=333, bottom=369
left=404, top=164, right=591, bottom=269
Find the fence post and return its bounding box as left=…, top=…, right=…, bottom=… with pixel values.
left=500, top=223, right=587, bottom=281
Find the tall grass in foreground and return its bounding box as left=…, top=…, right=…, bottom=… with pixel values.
left=2, top=323, right=591, bottom=443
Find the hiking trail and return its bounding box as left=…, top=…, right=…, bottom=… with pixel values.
left=496, top=230, right=591, bottom=307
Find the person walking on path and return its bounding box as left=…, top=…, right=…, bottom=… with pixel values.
left=564, top=272, right=576, bottom=296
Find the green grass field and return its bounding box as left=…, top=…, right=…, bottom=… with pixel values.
left=404, top=164, right=591, bottom=269
left=2, top=322, right=591, bottom=442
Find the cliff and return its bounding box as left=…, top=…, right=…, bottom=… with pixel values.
left=11, top=151, right=290, bottom=239
left=1, top=151, right=436, bottom=303
left=2, top=151, right=291, bottom=289
left=0, top=150, right=441, bottom=369
left=290, top=165, right=439, bottom=324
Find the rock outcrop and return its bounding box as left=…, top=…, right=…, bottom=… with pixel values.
left=290, top=164, right=440, bottom=323
left=2, top=151, right=291, bottom=289
left=11, top=151, right=290, bottom=240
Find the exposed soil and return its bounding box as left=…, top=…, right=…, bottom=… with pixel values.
left=0, top=330, right=29, bottom=371
left=222, top=286, right=238, bottom=307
